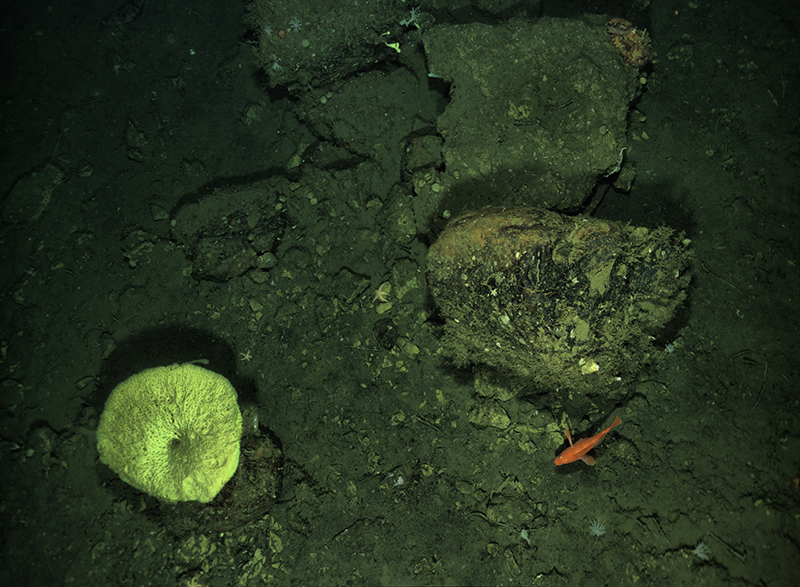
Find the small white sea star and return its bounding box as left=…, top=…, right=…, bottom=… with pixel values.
left=372, top=283, right=390, bottom=303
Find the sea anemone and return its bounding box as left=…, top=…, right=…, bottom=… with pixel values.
left=289, top=17, right=302, bottom=33
left=589, top=519, right=606, bottom=537
left=692, top=542, right=711, bottom=561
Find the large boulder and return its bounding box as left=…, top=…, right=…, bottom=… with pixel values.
left=415, top=17, right=645, bottom=230
left=427, top=207, right=691, bottom=411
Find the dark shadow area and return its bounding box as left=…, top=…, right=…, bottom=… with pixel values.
left=91, top=324, right=257, bottom=410
left=595, top=180, right=696, bottom=235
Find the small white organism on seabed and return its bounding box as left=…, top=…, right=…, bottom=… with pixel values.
left=692, top=542, right=711, bottom=561
left=400, top=6, right=421, bottom=27
left=589, top=519, right=606, bottom=537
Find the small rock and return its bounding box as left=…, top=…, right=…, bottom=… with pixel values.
left=468, top=402, right=510, bottom=429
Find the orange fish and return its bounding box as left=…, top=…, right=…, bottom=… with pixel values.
left=555, top=416, right=622, bottom=466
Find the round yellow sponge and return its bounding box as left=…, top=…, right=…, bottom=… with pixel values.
left=97, top=363, right=242, bottom=503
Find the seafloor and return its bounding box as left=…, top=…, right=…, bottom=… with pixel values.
left=1, top=1, right=798, bottom=586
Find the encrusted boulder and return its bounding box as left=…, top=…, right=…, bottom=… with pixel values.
left=427, top=207, right=691, bottom=411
